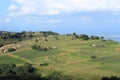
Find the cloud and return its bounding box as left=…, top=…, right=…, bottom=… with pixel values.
left=8, top=0, right=120, bottom=16
left=80, top=16, right=92, bottom=22
left=26, top=18, right=62, bottom=23
left=0, top=19, right=2, bottom=23
left=5, top=18, right=11, bottom=23
left=8, top=4, right=18, bottom=12
left=0, top=18, right=11, bottom=24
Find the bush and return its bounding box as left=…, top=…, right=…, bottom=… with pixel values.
left=90, top=36, right=100, bottom=40
left=91, top=55, right=97, bottom=59
left=79, top=34, right=89, bottom=40
left=31, top=44, right=48, bottom=51
left=0, top=43, right=4, bottom=47
left=40, top=63, right=49, bottom=66
left=0, top=63, right=44, bottom=80
left=101, top=76, right=120, bottom=80
left=31, top=44, right=41, bottom=50
left=47, top=71, right=72, bottom=80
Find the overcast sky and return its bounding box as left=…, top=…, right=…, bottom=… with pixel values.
left=0, top=0, right=120, bottom=36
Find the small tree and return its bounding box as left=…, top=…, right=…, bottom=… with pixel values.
left=101, top=36, right=104, bottom=40
left=90, top=36, right=99, bottom=40
left=31, top=44, right=41, bottom=51
left=79, top=34, right=89, bottom=40
left=31, top=44, right=48, bottom=51
left=47, top=71, right=72, bottom=80
left=91, top=55, right=97, bottom=59
left=47, top=71, right=63, bottom=80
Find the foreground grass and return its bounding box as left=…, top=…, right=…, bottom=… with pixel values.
left=0, top=55, right=26, bottom=64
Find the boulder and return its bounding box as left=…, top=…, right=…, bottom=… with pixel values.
left=91, top=43, right=105, bottom=47
left=52, top=46, right=57, bottom=49
left=0, top=43, right=23, bottom=54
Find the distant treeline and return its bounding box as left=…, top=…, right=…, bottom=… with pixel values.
left=0, top=31, right=105, bottom=47
left=0, top=31, right=59, bottom=40
left=0, top=31, right=59, bottom=46
left=0, top=31, right=104, bottom=41
left=67, top=33, right=104, bottom=40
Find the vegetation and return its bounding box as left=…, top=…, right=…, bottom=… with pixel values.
left=13, top=50, right=61, bottom=60
left=47, top=71, right=72, bottom=80
left=0, top=31, right=59, bottom=45
left=40, top=62, right=49, bottom=66
left=0, top=63, right=73, bottom=80
left=0, top=31, right=120, bottom=80
left=0, top=55, right=26, bottom=64
left=101, top=76, right=120, bottom=80
left=70, top=33, right=103, bottom=40
left=0, top=63, right=44, bottom=80
left=79, top=34, right=89, bottom=40
left=90, top=36, right=100, bottom=40
left=31, top=44, right=48, bottom=51
left=91, top=55, right=97, bottom=59
left=7, top=48, right=16, bottom=52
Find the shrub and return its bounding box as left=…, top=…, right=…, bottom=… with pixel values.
left=40, top=63, right=49, bottom=66
left=79, top=34, right=89, bottom=40
left=0, top=43, right=4, bottom=47
left=43, top=47, right=48, bottom=51
left=101, top=76, right=120, bottom=80
left=31, top=44, right=41, bottom=51
left=47, top=71, right=72, bottom=80
left=90, top=36, right=100, bottom=40
left=91, top=55, right=97, bottom=59
left=31, top=44, right=48, bottom=51
left=101, top=77, right=109, bottom=80
left=0, top=63, right=44, bottom=80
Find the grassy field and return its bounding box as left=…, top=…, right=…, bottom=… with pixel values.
left=0, top=55, right=26, bottom=64
left=1, top=35, right=120, bottom=80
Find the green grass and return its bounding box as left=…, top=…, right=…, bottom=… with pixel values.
left=0, top=55, right=26, bottom=64
left=97, top=64, right=120, bottom=73
left=1, top=35, right=120, bottom=80
left=13, top=49, right=63, bottom=60
left=93, top=55, right=120, bottom=65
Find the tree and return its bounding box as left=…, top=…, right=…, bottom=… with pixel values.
left=72, top=33, right=79, bottom=39
left=101, top=36, right=104, bottom=40
left=101, top=76, right=120, bottom=80
left=31, top=44, right=41, bottom=51
left=90, top=36, right=99, bottom=40
left=0, top=63, right=43, bottom=80
left=31, top=44, right=48, bottom=51
left=47, top=71, right=72, bottom=80
left=91, top=55, right=97, bottom=59
left=47, top=71, right=63, bottom=80
left=21, top=31, right=26, bottom=37
left=79, top=34, right=89, bottom=40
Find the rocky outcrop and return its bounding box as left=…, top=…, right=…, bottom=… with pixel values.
left=0, top=43, right=24, bottom=54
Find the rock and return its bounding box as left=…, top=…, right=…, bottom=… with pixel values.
left=3, top=49, right=8, bottom=53
left=0, top=43, right=23, bottom=54
left=91, top=43, right=105, bottom=47
left=52, top=46, right=57, bottom=49
left=91, top=44, right=96, bottom=47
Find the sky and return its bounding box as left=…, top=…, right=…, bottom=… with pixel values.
left=0, top=0, right=120, bottom=37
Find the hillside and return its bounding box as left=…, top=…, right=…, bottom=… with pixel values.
left=0, top=32, right=120, bottom=80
